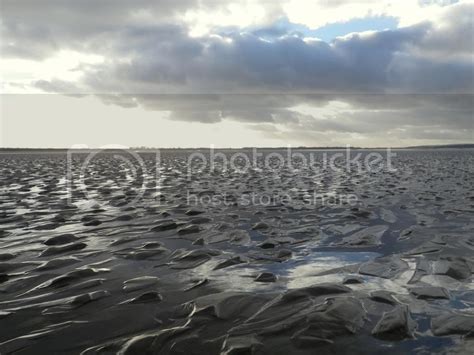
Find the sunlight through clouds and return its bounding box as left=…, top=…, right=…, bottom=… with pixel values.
left=0, top=0, right=472, bottom=147
left=283, top=0, right=458, bottom=28
left=1, top=50, right=104, bottom=93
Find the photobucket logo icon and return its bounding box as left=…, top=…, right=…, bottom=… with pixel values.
left=186, top=145, right=397, bottom=179
left=66, top=144, right=160, bottom=210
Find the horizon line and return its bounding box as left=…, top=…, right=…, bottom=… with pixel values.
left=1, top=143, right=473, bottom=151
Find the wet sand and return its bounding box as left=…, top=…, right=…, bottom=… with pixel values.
left=0, top=149, right=473, bottom=354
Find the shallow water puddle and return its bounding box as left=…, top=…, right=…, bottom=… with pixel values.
left=186, top=250, right=381, bottom=293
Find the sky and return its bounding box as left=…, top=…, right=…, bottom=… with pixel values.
left=0, top=0, right=473, bottom=148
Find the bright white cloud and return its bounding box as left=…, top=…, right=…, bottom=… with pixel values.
left=178, top=0, right=467, bottom=36
left=184, top=1, right=273, bottom=37
left=283, top=0, right=463, bottom=29
left=1, top=50, right=103, bottom=93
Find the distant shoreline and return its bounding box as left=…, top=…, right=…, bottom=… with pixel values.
left=0, top=144, right=473, bottom=151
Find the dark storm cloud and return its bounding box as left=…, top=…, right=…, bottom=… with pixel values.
left=7, top=1, right=474, bottom=95
left=51, top=5, right=471, bottom=96
left=0, top=0, right=199, bottom=58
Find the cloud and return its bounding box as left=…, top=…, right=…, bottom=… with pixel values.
left=168, top=110, right=222, bottom=123
left=34, top=79, right=85, bottom=96
left=0, top=0, right=198, bottom=59
left=2, top=0, right=469, bottom=60
left=2, top=0, right=473, bottom=145
left=283, top=0, right=461, bottom=29
left=28, top=1, right=468, bottom=97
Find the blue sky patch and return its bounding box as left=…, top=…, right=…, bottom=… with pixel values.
left=250, top=16, right=399, bottom=42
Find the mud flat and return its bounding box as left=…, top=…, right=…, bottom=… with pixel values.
left=0, top=149, right=473, bottom=354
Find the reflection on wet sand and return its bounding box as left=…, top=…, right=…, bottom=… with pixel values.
left=0, top=149, right=473, bottom=354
